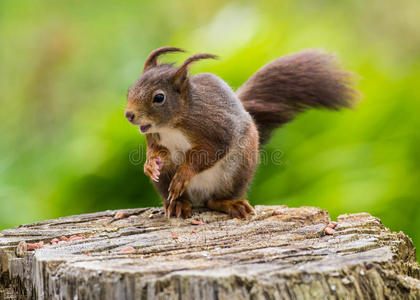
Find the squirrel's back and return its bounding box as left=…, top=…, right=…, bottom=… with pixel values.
left=187, top=72, right=253, bottom=143
left=237, top=50, right=359, bottom=144
left=190, top=72, right=250, bottom=118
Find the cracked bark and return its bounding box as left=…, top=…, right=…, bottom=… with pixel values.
left=0, top=205, right=419, bottom=299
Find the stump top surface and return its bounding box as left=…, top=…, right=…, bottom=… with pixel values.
left=1, top=205, right=419, bottom=299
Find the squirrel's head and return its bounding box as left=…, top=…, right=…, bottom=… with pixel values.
left=125, top=46, right=217, bottom=134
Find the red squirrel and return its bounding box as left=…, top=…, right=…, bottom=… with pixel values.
left=125, top=47, right=358, bottom=218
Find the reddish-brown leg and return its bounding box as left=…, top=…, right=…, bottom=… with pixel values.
left=167, top=165, right=194, bottom=203
left=206, top=199, right=255, bottom=219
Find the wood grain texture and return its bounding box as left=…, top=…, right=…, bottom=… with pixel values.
left=0, top=206, right=419, bottom=299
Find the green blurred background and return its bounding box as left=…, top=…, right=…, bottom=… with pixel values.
left=1, top=0, right=419, bottom=254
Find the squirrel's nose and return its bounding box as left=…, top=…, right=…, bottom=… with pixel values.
left=125, top=111, right=135, bottom=122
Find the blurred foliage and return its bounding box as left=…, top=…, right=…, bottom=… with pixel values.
left=0, top=0, right=419, bottom=256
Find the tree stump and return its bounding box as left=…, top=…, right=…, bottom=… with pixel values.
left=0, top=205, right=419, bottom=299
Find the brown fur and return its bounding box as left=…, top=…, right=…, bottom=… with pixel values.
left=237, top=50, right=359, bottom=144
left=125, top=47, right=358, bottom=218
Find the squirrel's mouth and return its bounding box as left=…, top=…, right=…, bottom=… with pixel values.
left=139, top=124, right=152, bottom=134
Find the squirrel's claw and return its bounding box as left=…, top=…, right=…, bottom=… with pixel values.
left=167, top=175, right=189, bottom=204
left=144, top=156, right=162, bottom=182
left=165, top=165, right=194, bottom=218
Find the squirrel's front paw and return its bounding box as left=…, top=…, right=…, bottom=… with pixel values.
left=167, top=166, right=194, bottom=202
left=165, top=199, right=192, bottom=218
left=167, top=173, right=189, bottom=202
left=144, top=157, right=162, bottom=182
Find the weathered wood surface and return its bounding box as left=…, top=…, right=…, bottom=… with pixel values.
left=0, top=205, right=419, bottom=300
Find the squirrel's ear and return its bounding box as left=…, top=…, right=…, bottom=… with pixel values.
left=143, top=46, right=185, bottom=73
left=173, top=53, right=218, bottom=91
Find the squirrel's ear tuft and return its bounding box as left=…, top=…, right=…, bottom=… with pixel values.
left=173, top=53, right=218, bottom=91
left=143, top=46, right=185, bottom=73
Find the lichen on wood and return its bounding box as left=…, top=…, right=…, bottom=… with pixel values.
left=0, top=205, right=419, bottom=299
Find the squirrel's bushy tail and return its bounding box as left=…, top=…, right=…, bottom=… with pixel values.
left=237, top=50, right=359, bottom=144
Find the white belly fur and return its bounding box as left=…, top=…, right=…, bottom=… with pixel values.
left=158, top=127, right=192, bottom=164
left=158, top=127, right=226, bottom=205
left=187, top=161, right=226, bottom=205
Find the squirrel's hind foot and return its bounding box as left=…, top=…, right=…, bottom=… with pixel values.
left=207, top=199, right=254, bottom=219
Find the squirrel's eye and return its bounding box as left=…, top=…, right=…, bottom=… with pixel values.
left=153, top=93, right=165, bottom=104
